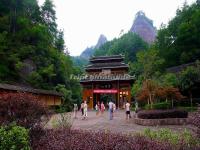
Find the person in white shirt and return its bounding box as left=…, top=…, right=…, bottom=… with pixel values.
left=108, top=100, right=114, bottom=120
left=83, top=101, right=88, bottom=120
left=125, top=101, right=131, bottom=120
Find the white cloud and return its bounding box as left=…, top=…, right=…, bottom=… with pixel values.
left=38, top=0, right=196, bottom=56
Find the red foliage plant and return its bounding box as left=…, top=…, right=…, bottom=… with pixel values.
left=191, top=106, right=200, bottom=137
left=137, top=86, right=184, bottom=103
left=31, top=129, right=173, bottom=150
left=31, top=129, right=200, bottom=150
left=0, top=92, right=49, bottom=128
left=136, top=89, right=150, bottom=103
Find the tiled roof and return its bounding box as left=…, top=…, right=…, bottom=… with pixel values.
left=0, top=83, right=63, bottom=96
left=89, top=55, right=124, bottom=63
left=166, top=62, right=196, bottom=73
left=85, top=62, right=128, bottom=70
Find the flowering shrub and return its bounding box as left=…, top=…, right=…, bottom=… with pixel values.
left=0, top=123, right=30, bottom=150
left=0, top=93, right=49, bottom=128
left=137, top=109, right=188, bottom=119
left=31, top=129, right=173, bottom=150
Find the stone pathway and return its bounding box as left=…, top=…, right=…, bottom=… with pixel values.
left=69, top=110, right=194, bottom=134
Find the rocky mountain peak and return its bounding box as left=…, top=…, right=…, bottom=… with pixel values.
left=130, top=11, right=157, bottom=44
left=95, top=34, right=107, bottom=49
left=80, top=34, right=107, bottom=59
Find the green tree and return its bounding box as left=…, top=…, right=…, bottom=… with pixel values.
left=41, top=0, right=57, bottom=37
left=160, top=73, right=178, bottom=87
left=136, top=49, right=165, bottom=79
left=156, top=1, right=200, bottom=67
left=178, top=66, right=200, bottom=107
left=0, top=0, right=82, bottom=110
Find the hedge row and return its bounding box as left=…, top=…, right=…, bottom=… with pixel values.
left=137, top=109, right=188, bottom=119
left=144, top=102, right=171, bottom=110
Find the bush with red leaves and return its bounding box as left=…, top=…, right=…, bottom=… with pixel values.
left=0, top=92, right=49, bottom=128
left=137, top=109, right=188, bottom=119
left=31, top=129, right=200, bottom=150
left=192, top=113, right=200, bottom=129
left=191, top=106, right=200, bottom=137
left=31, top=129, right=173, bottom=150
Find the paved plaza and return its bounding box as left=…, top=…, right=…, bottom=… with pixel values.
left=70, top=110, right=194, bottom=134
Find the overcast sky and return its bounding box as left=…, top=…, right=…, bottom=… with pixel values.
left=39, top=0, right=196, bottom=56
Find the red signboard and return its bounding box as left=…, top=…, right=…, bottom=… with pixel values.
left=93, top=89, right=118, bottom=94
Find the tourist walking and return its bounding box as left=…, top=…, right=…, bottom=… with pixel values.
left=80, top=102, right=84, bottom=116
left=83, top=101, right=88, bottom=119
left=100, top=102, right=105, bottom=114
left=112, top=102, right=116, bottom=118
left=73, top=104, right=78, bottom=119
left=97, top=101, right=101, bottom=115
left=135, top=101, right=138, bottom=113
left=108, top=100, right=114, bottom=120
left=125, top=101, right=131, bottom=120
left=95, top=103, right=99, bottom=115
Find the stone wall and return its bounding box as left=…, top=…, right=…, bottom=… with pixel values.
left=133, top=117, right=188, bottom=126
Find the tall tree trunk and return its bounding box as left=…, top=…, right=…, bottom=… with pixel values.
left=171, top=99, right=174, bottom=108
left=149, top=94, right=152, bottom=109
left=189, top=90, right=193, bottom=107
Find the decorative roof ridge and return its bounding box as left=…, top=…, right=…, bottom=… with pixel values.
left=85, top=62, right=127, bottom=68
left=90, top=54, right=124, bottom=59
left=89, top=55, right=125, bottom=62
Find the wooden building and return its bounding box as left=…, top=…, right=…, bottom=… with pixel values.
left=0, top=83, right=63, bottom=106
left=80, top=55, right=134, bottom=109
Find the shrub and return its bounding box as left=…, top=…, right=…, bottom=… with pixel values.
left=137, top=109, right=188, bottom=119
left=145, top=102, right=171, bottom=110
left=190, top=106, right=200, bottom=137
left=0, top=123, right=30, bottom=150
left=177, top=106, right=198, bottom=112
left=143, top=128, right=179, bottom=145
left=0, top=93, right=49, bottom=128
left=54, top=103, right=72, bottom=113
left=192, top=111, right=200, bottom=129
left=143, top=128, right=200, bottom=148
left=51, top=113, right=73, bottom=129
left=31, top=129, right=173, bottom=150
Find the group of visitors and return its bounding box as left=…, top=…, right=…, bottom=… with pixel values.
left=95, top=101, right=105, bottom=115
left=73, top=101, right=88, bottom=119
left=73, top=100, right=132, bottom=121
left=108, top=100, right=130, bottom=120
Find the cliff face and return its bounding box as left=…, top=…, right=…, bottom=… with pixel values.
left=130, top=11, right=157, bottom=44
left=80, top=34, right=107, bottom=59
left=80, top=47, right=95, bottom=59
left=95, top=34, right=107, bottom=49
